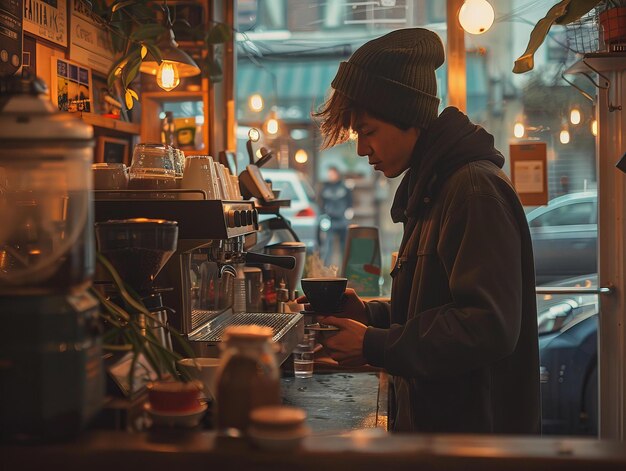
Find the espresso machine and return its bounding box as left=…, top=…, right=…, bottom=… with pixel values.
left=94, top=197, right=304, bottom=364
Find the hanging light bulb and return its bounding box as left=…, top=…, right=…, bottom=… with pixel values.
left=560, top=129, right=571, bottom=144
left=140, top=29, right=201, bottom=92
left=156, top=61, right=180, bottom=92
left=513, top=121, right=525, bottom=138
left=591, top=119, right=598, bottom=136
left=249, top=94, right=264, bottom=112
left=570, top=107, right=582, bottom=125
left=295, top=149, right=308, bottom=164
left=458, top=0, right=495, bottom=35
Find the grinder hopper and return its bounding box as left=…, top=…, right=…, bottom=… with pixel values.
left=95, top=218, right=178, bottom=293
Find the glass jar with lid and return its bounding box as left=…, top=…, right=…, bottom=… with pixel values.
left=215, top=325, right=281, bottom=434
left=0, top=75, right=94, bottom=294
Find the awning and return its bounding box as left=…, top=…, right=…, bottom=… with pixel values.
left=236, top=54, right=488, bottom=121
left=237, top=59, right=340, bottom=102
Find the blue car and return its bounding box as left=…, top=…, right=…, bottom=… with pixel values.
left=537, top=274, right=598, bottom=435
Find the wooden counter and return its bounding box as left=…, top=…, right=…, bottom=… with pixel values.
left=4, top=372, right=626, bottom=470
left=4, top=429, right=626, bottom=471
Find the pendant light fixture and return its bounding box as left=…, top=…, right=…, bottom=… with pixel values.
left=458, top=0, right=495, bottom=35
left=140, top=28, right=201, bottom=92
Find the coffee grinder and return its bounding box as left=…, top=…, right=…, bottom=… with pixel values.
left=0, top=74, right=104, bottom=441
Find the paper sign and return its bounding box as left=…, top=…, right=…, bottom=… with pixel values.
left=510, top=142, right=548, bottom=206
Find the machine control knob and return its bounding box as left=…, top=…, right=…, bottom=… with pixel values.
left=245, top=210, right=253, bottom=226
left=252, top=209, right=259, bottom=227
left=234, top=210, right=242, bottom=227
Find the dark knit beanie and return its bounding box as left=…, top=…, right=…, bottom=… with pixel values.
left=331, top=28, right=445, bottom=129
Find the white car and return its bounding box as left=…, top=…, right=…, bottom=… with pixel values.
left=527, top=191, right=597, bottom=284
left=257, top=169, right=320, bottom=252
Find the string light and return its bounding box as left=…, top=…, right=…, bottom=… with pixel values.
left=266, top=117, right=279, bottom=135
left=140, top=29, right=200, bottom=92
left=559, top=129, right=570, bottom=144
left=570, top=108, right=581, bottom=125
left=513, top=122, right=525, bottom=138
left=591, top=119, right=598, bottom=136
left=458, top=0, right=495, bottom=35
left=294, top=149, right=308, bottom=164
left=249, top=94, right=264, bottom=112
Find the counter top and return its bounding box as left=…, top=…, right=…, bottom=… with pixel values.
left=4, top=429, right=626, bottom=471
left=4, top=372, right=626, bottom=470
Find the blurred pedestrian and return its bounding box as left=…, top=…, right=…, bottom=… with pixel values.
left=320, top=165, right=353, bottom=266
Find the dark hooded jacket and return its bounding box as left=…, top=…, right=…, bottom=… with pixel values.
left=363, top=107, right=541, bottom=434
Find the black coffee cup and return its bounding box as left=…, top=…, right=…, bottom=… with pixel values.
left=300, top=277, right=347, bottom=313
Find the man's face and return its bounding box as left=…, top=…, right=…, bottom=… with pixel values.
left=351, top=112, right=421, bottom=178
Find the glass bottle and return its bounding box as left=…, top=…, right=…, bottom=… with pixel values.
left=160, top=111, right=175, bottom=147
left=215, top=325, right=281, bottom=434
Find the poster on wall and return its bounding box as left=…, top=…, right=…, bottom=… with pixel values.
left=0, top=0, right=24, bottom=76
left=509, top=142, right=548, bottom=206
left=50, top=56, right=92, bottom=112
left=23, top=0, right=67, bottom=47
left=69, top=0, right=114, bottom=75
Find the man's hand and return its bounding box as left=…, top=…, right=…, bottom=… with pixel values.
left=315, top=316, right=367, bottom=367
left=297, top=288, right=368, bottom=325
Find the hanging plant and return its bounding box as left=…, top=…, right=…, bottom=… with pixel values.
left=90, top=0, right=231, bottom=109
left=513, top=0, right=626, bottom=74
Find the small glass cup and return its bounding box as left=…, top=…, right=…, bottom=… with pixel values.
left=292, top=332, right=315, bottom=379
left=128, top=143, right=176, bottom=190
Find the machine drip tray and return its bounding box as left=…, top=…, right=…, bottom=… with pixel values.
left=188, top=310, right=304, bottom=364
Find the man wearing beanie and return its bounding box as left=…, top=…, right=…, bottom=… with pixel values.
left=307, top=28, right=541, bottom=434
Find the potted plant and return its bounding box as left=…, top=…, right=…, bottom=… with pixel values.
left=90, top=0, right=231, bottom=109
left=93, top=252, right=195, bottom=394
left=513, top=0, right=626, bottom=74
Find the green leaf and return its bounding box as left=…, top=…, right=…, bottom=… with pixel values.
left=111, top=0, right=137, bottom=13
left=206, top=23, right=231, bottom=44
left=144, top=43, right=162, bottom=64
left=130, top=23, right=167, bottom=41
left=513, top=0, right=572, bottom=74
left=554, top=0, right=602, bottom=25
left=106, top=47, right=139, bottom=90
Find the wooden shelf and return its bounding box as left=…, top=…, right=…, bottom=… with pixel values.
left=82, top=114, right=141, bottom=135
left=141, top=90, right=204, bottom=101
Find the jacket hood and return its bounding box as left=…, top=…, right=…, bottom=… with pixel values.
left=391, top=107, right=505, bottom=223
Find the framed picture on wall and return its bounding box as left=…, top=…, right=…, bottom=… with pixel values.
left=69, top=0, right=116, bottom=75
left=50, top=57, right=93, bottom=113
left=23, top=0, right=68, bottom=47
left=96, top=136, right=130, bottom=165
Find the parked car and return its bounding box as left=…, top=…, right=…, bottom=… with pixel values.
left=256, top=168, right=320, bottom=252
left=537, top=274, right=598, bottom=435
left=527, top=191, right=597, bottom=284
